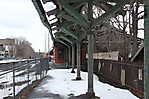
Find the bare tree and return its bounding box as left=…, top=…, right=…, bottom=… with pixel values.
left=14, top=37, right=35, bottom=59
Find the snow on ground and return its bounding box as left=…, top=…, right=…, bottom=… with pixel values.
left=0, top=62, right=38, bottom=99
left=40, top=69, right=139, bottom=99
left=0, top=71, right=37, bottom=99
left=0, top=59, right=20, bottom=64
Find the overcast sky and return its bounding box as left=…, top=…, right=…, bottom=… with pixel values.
left=0, top=1, right=144, bottom=52
left=0, top=0, right=53, bottom=52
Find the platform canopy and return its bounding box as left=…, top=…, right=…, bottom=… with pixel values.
left=32, top=0, right=141, bottom=46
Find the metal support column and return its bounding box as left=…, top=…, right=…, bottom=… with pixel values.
left=71, top=44, right=75, bottom=73
left=69, top=47, right=71, bottom=66
left=87, top=34, right=95, bottom=95
left=144, top=1, right=149, bottom=99
left=86, top=1, right=95, bottom=96
left=76, top=42, right=81, bottom=80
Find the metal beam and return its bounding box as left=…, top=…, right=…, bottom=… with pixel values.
left=59, top=36, right=73, bottom=45
left=92, top=0, right=135, bottom=27
left=57, top=11, right=86, bottom=26
left=61, top=26, right=78, bottom=40
left=55, top=35, right=73, bottom=44
left=144, top=1, right=149, bottom=99
left=47, top=8, right=58, bottom=16
left=62, top=21, right=74, bottom=28
left=59, top=0, right=88, bottom=27
left=56, top=39, right=69, bottom=47
left=51, top=21, right=59, bottom=27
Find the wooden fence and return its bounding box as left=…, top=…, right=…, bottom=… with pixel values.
left=82, top=59, right=144, bottom=99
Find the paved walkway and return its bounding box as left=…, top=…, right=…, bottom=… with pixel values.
left=27, top=76, right=65, bottom=99
left=27, top=70, right=100, bottom=99
left=27, top=68, right=135, bottom=99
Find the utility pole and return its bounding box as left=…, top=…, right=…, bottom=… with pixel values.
left=86, top=1, right=95, bottom=96
left=144, top=1, right=149, bottom=99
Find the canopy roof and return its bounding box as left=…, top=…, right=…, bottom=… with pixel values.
left=32, top=0, right=144, bottom=46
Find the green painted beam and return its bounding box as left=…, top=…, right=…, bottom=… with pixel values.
left=55, top=39, right=70, bottom=47
left=54, top=31, right=65, bottom=37
left=57, top=11, right=86, bottom=26
left=56, top=35, right=73, bottom=44
left=71, top=2, right=86, bottom=9
left=65, top=0, right=88, bottom=9
left=62, top=22, right=86, bottom=41
left=56, top=23, right=85, bottom=41
left=60, top=36, right=73, bottom=44
left=144, top=1, right=149, bottom=99
left=92, top=0, right=135, bottom=27
left=59, top=0, right=88, bottom=27
left=61, top=26, right=78, bottom=40
left=62, top=21, right=74, bottom=28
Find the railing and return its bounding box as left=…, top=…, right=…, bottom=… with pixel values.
left=0, top=58, right=50, bottom=99
left=82, top=59, right=144, bottom=99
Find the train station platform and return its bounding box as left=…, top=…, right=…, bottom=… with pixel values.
left=27, top=69, right=138, bottom=99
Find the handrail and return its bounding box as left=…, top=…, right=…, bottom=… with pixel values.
left=0, top=58, right=40, bottom=76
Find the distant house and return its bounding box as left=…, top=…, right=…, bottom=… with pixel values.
left=0, top=38, right=15, bottom=59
